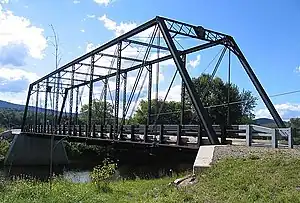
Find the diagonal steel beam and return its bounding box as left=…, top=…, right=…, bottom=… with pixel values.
left=227, top=37, right=285, bottom=127
left=156, top=17, right=219, bottom=145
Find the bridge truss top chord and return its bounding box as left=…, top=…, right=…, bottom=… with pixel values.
left=21, top=16, right=285, bottom=145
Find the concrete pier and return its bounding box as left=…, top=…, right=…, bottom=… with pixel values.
left=4, top=133, right=69, bottom=166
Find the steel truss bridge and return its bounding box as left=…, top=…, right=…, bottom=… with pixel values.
left=21, top=16, right=285, bottom=150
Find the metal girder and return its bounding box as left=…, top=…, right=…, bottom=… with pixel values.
left=58, top=89, right=69, bottom=125
left=157, top=17, right=220, bottom=145
left=97, top=52, right=145, bottom=63
left=147, top=64, right=152, bottom=125
left=123, top=39, right=169, bottom=51
left=31, top=18, right=157, bottom=86
left=88, top=55, right=95, bottom=134
left=21, top=84, right=33, bottom=131
left=227, top=37, right=285, bottom=127
left=122, top=72, right=127, bottom=121
left=114, top=42, right=122, bottom=137
left=69, top=65, right=75, bottom=127
left=68, top=40, right=222, bottom=90
left=43, top=78, right=49, bottom=132
left=180, top=54, right=186, bottom=125
left=34, top=84, right=39, bottom=130
left=78, top=62, right=117, bottom=71
left=63, top=69, right=103, bottom=77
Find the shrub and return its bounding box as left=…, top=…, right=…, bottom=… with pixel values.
left=90, top=159, right=116, bottom=192
left=0, top=139, right=9, bottom=157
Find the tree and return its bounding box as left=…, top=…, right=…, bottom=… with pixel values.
left=80, top=99, right=114, bottom=125
left=130, top=73, right=257, bottom=125
left=188, top=74, right=257, bottom=125
left=129, top=99, right=193, bottom=125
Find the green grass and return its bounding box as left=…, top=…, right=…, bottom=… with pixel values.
left=1, top=151, right=300, bottom=202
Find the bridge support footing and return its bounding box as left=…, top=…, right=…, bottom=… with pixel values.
left=4, top=133, right=69, bottom=166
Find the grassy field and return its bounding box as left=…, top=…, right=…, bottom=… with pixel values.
left=1, top=151, right=300, bottom=202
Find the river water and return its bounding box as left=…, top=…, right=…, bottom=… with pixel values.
left=0, top=162, right=193, bottom=183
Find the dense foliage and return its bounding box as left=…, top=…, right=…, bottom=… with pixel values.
left=131, top=74, right=257, bottom=125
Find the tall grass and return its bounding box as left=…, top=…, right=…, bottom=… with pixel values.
left=1, top=151, right=300, bottom=202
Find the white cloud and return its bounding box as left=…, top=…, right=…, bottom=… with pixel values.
left=80, top=29, right=85, bottom=33
left=255, top=103, right=300, bottom=120
left=0, top=9, right=47, bottom=59
left=94, top=0, right=112, bottom=6
left=87, top=14, right=95, bottom=18
left=188, top=54, right=201, bottom=68
left=0, top=0, right=9, bottom=4
left=73, top=0, right=80, bottom=4
left=295, top=66, right=300, bottom=73
left=0, top=67, right=39, bottom=82
left=98, top=14, right=137, bottom=37
left=158, top=85, right=182, bottom=102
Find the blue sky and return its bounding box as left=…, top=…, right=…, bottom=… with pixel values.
left=0, top=0, right=299, bottom=120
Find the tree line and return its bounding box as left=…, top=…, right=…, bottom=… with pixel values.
left=1, top=73, right=296, bottom=129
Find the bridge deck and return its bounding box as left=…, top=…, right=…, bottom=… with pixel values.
left=23, top=124, right=248, bottom=150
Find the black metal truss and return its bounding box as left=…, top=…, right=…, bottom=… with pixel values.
left=21, top=16, right=285, bottom=144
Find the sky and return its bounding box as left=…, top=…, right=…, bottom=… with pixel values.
left=0, top=0, right=299, bottom=120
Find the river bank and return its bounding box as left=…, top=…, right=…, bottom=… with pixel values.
left=1, top=151, right=300, bottom=202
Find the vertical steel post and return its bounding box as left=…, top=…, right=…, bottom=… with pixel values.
left=88, top=55, right=95, bottom=135
left=227, top=50, right=231, bottom=126
left=75, top=87, right=79, bottom=125
left=156, top=30, right=160, bottom=118
left=147, top=64, right=152, bottom=126
left=43, top=78, right=49, bottom=133
left=122, top=72, right=127, bottom=121
left=69, top=65, right=75, bottom=134
left=34, top=84, right=39, bottom=132
left=114, top=42, right=122, bottom=137
left=180, top=54, right=186, bottom=125
left=55, top=72, right=60, bottom=125
left=157, top=17, right=219, bottom=145
left=21, top=84, right=33, bottom=132
left=103, top=79, right=108, bottom=125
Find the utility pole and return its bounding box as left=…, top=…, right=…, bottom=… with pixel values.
left=48, top=24, right=62, bottom=190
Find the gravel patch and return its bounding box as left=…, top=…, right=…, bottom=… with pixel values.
left=212, top=145, right=300, bottom=164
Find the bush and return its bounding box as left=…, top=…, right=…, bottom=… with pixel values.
left=90, top=159, right=116, bottom=192
left=0, top=139, right=9, bottom=157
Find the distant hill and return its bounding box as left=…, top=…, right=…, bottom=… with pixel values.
left=254, top=118, right=276, bottom=126
left=0, top=100, right=25, bottom=111
left=254, top=118, right=290, bottom=128
left=0, top=100, right=48, bottom=113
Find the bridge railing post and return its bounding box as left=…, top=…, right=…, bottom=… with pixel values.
left=63, top=124, right=66, bottom=135
left=271, top=128, right=278, bottom=148
left=73, top=125, right=76, bottom=136
left=144, top=125, right=148, bottom=143
left=100, top=125, right=104, bottom=138
left=197, top=125, right=202, bottom=147
left=85, top=124, right=88, bottom=137
left=109, top=125, right=113, bottom=140
left=289, top=128, right=294, bottom=149
left=131, top=125, right=135, bottom=141
left=245, top=125, right=252, bottom=146
left=159, top=125, right=164, bottom=144
left=221, top=125, right=227, bottom=144
left=176, top=125, right=181, bottom=146
left=92, top=124, right=96, bottom=138
left=79, top=125, right=82, bottom=137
